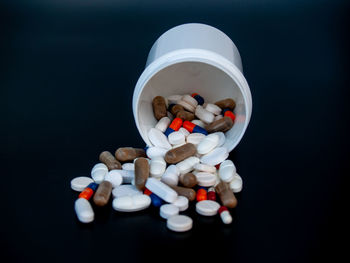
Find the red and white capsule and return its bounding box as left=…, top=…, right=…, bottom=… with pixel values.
left=219, top=206, right=232, bottom=224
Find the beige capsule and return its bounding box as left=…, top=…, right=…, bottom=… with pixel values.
left=115, top=147, right=146, bottom=162
left=215, top=181, right=237, bottom=208
left=166, top=184, right=196, bottom=201
left=165, top=143, right=197, bottom=164
left=215, top=98, right=236, bottom=110
left=99, top=151, right=122, bottom=170
left=205, top=116, right=233, bottom=133
left=93, top=181, right=113, bottom=207
left=134, top=157, right=150, bottom=191
left=179, top=173, right=197, bottom=188
left=152, top=96, right=167, bottom=120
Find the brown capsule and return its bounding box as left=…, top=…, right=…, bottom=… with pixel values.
left=152, top=96, right=167, bottom=120
left=164, top=143, right=197, bottom=164
left=166, top=184, right=196, bottom=201
left=179, top=173, right=197, bottom=188
left=134, top=158, right=150, bottom=190
left=176, top=110, right=195, bottom=121
left=115, top=147, right=146, bottom=162
left=215, top=181, right=237, bottom=208
left=99, top=151, right=122, bottom=170
left=170, top=104, right=184, bottom=115
left=205, top=116, right=233, bottom=133
left=93, top=181, right=113, bottom=207
left=215, top=98, right=236, bottom=110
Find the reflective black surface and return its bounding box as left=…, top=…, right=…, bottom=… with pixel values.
left=1, top=1, right=349, bottom=262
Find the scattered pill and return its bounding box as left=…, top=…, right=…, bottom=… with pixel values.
left=93, top=181, right=113, bottom=207
left=79, top=182, right=98, bottom=200
left=215, top=181, right=238, bottom=208
left=191, top=93, right=204, bottom=105
left=161, top=165, right=180, bottom=186
left=200, top=147, right=229, bottom=166
left=75, top=198, right=94, bottom=223
left=214, top=115, right=223, bottom=121
left=179, top=172, right=197, bottom=188
left=149, top=193, right=164, bottom=207
left=152, top=96, right=167, bottom=120
left=172, top=196, right=189, bottom=211
left=219, top=160, right=236, bottom=182
left=155, top=117, right=171, bottom=132
left=167, top=215, right=193, bottom=232
left=219, top=206, right=232, bottom=224
left=148, top=128, right=172, bottom=149
left=178, top=127, right=190, bottom=138
left=112, top=194, right=151, bottom=212
left=160, top=204, right=180, bottom=219
left=91, top=163, right=108, bottom=184
left=197, top=133, right=220, bottom=155
left=196, top=200, right=220, bottom=216
left=150, top=157, right=166, bottom=178
left=223, top=109, right=236, bottom=122
left=112, top=185, right=142, bottom=198
left=169, top=104, right=184, bottom=116
left=176, top=156, right=200, bottom=174
left=71, top=177, right=94, bottom=192
left=182, top=94, right=198, bottom=108
left=145, top=178, right=178, bottom=203
left=229, top=173, right=243, bottom=193
left=165, top=143, right=197, bottom=164
left=146, top=146, right=168, bottom=159
left=115, top=147, right=146, bottom=162
left=134, top=157, right=150, bottom=190
left=215, top=98, right=236, bottom=110
left=104, top=170, right=123, bottom=188
left=167, top=95, right=182, bottom=105
left=99, top=151, right=122, bottom=170
left=205, top=116, right=233, bottom=133
left=176, top=110, right=195, bottom=121
left=214, top=132, right=226, bottom=147
left=196, top=188, right=207, bottom=202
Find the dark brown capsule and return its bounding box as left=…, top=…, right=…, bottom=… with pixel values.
left=134, top=158, right=150, bottom=191
left=215, top=181, right=237, bottom=208
left=164, top=143, right=197, bottom=164
left=115, top=147, right=146, bottom=162
left=166, top=184, right=196, bottom=201
left=179, top=173, right=197, bottom=188
left=93, top=181, right=113, bottom=207
left=215, top=98, right=236, bottom=110
left=205, top=116, right=233, bottom=133
left=99, top=151, right=122, bottom=170
left=176, top=110, right=195, bottom=121
left=170, top=104, right=184, bottom=116
left=152, top=96, right=167, bottom=120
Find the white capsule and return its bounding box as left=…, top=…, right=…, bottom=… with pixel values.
left=75, top=198, right=94, bottom=223
left=195, top=105, right=215, bottom=124
left=146, top=146, right=168, bottom=159
left=220, top=209, right=233, bottom=224
left=178, top=127, right=190, bottom=138
left=160, top=204, right=179, bottom=219
left=104, top=170, right=123, bottom=188
left=219, top=160, right=237, bottom=182
left=186, top=133, right=206, bottom=145
left=155, top=117, right=171, bottom=132
left=145, top=177, right=178, bottom=203
left=112, top=194, right=151, bottom=212
left=150, top=157, right=166, bottom=178
left=168, top=131, right=185, bottom=145
left=70, top=177, right=94, bottom=192
left=122, top=162, right=135, bottom=171
left=193, top=163, right=216, bottom=173
left=175, top=156, right=200, bottom=174
left=214, top=132, right=226, bottom=147
left=197, top=133, right=220, bottom=155
left=91, top=163, right=108, bottom=184
left=172, top=196, right=189, bottom=211
left=177, top=100, right=195, bottom=112
left=182, top=94, right=198, bottom=108
left=229, top=173, right=243, bottom=193
left=191, top=119, right=205, bottom=128
left=161, top=165, right=180, bottom=186
left=200, top=147, right=229, bottom=166
left=195, top=172, right=217, bottom=187
left=167, top=95, right=182, bottom=105
left=205, top=103, right=222, bottom=115
left=148, top=128, right=172, bottom=149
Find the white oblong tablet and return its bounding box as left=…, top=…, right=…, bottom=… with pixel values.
left=122, top=162, right=135, bottom=171
left=178, top=127, right=190, bottom=138
left=167, top=215, right=193, bottom=232
left=104, top=170, right=123, bottom=188
left=75, top=198, right=94, bottom=223
left=213, top=132, right=225, bottom=147
left=171, top=142, right=186, bottom=149
left=148, top=128, right=171, bottom=149
left=214, top=115, right=223, bottom=121
left=160, top=204, right=180, bottom=219
left=112, top=184, right=142, bottom=198
left=175, top=156, right=200, bottom=175
left=91, top=169, right=107, bottom=184
left=172, top=196, right=189, bottom=211
left=229, top=173, right=243, bottom=193
left=71, top=176, right=94, bottom=192
left=191, top=119, right=205, bottom=128
left=91, top=163, right=108, bottom=173
left=145, top=177, right=178, bottom=203
left=150, top=157, right=166, bottom=178
left=196, top=200, right=220, bottom=216
left=193, top=163, right=216, bottom=174
left=200, top=147, right=229, bottom=166
left=146, top=146, right=168, bottom=159
left=205, top=103, right=222, bottom=115
left=186, top=133, right=206, bottom=145
left=182, top=94, right=198, bottom=108
left=168, top=131, right=185, bottom=145
left=112, top=194, right=151, bottom=212
left=177, top=100, right=195, bottom=112
left=155, top=117, right=171, bottom=132
left=195, top=172, right=217, bottom=187
left=167, top=95, right=182, bottom=105
left=161, top=165, right=179, bottom=186
left=197, top=133, right=220, bottom=155
left=195, top=105, right=215, bottom=124
left=219, top=160, right=237, bottom=183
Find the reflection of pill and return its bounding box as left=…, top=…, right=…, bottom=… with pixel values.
left=165, top=143, right=196, bottom=164
left=115, top=147, right=146, bottom=162
left=152, top=96, right=167, bottom=120
left=93, top=181, right=113, bottom=207
left=205, top=116, right=233, bottom=133
left=75, top=198, right=94, bottom=223
left=215, top=98, right=236, bottom=110
left=134, top=157, right=150, bottom=190
left=215, top=181, right=237, bottom=208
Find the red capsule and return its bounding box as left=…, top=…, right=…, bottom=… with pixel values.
left=196, top=188, right=207, bottom=202
left=224, top=111, right=236, bottom=122
left=169, top=118, right=183, bottom=131
left=79, top=188, right=94, bottom=200
left=191, top=93, right=199, bottom=97
left=183, top=121, right=195, bottom=133
left=207, top=187, right=216, bottom=201
left=144, top=188, right=152, bottom=196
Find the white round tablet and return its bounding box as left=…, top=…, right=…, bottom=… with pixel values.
left=70, top=176, right=94, bottom=192
left=167, top=215, right=193, bottom=232
left=104, top=170, right=123, bottom=188
left=112, top=185, right=143, bottom=198
left=229, top=173, right=243, bottom=193
left=195, top=172, right=217, bottom=187
left=196, top=200, right=220, bottom=216
left=160, top=204, right=180, bottom=219
left=193, top=163, right=216, bottom=173
left=172, top=196, right=189, bottom=211
left=178, top=127, right=190, bottom=138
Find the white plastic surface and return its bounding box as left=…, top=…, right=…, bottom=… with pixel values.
left=196, top=200, right=221, bottom=216
left=112, top=194, right=151, bottom=212
left=70, top=177, right=94, bottom=192
left=133, top=23, right=252, bottom=153
left=75, top=198, right=94, bottom=223
left=145, top=177, right=178, bottom=203
left=160, top=204, right=179, bottom=219
left=167, top=215, right=193, bottom=232
left=200, top=147, right=229, bottom=165
left=104, top=170, right=123, bottom=188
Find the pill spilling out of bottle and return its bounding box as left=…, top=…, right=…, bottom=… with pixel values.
left=71, top=94, right=243, bottom=231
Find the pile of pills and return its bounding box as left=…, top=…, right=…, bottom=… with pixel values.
left=71, top=93, right=243, bottom=232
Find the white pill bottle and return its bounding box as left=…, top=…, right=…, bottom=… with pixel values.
left=133, top=23, right=252, bottom=152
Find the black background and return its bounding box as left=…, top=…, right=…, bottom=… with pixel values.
left=1, top=1, right=349, bottom=262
